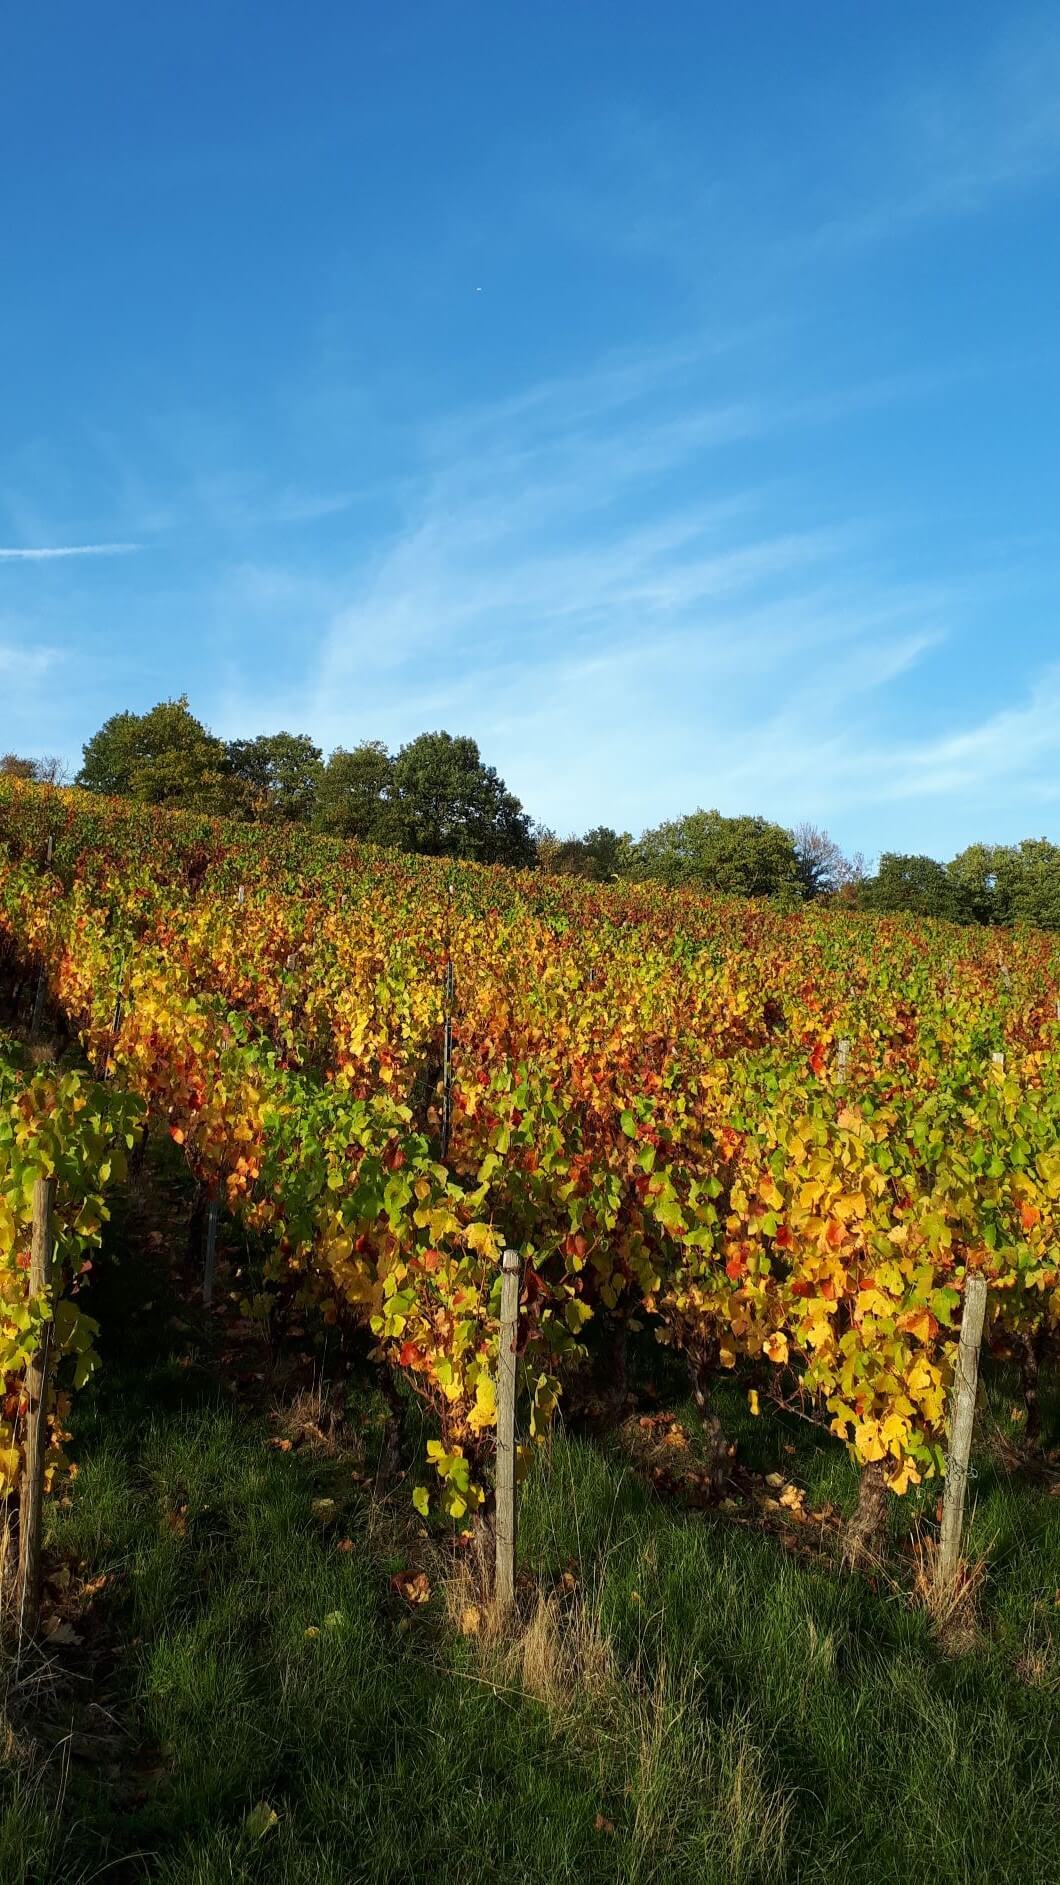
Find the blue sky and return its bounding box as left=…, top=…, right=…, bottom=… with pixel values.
left=2, top=2, right=1060, bottom=860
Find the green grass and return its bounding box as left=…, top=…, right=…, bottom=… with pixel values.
left=1, top=1190, right=1059, bottom=1883
left=520, top=1424, right=1060, bottom=1884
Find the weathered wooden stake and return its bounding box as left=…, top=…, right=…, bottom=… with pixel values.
left=102, top=992, right=123, bottom=1082
left=992, top=1050, right=1005, bottom=1072
left=28, top=963, right=46, bottom=1041
left=494, top=1248, right=520, bottom=1619
left=17, top=1177, right=55, bottom=1630
left=203, top=1199, right=220, bottom=1308
left=440, top=959, right=455, bottom=1163
left=937, top=1273, right=988, bottom=1587
left=836, top=1037, right=850, bottom=1087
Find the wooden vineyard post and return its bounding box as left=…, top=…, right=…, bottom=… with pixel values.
left=440, top=958, right=455, bottom=1163
left=28, top=962, right=46, bottom=1042
left=102, top=989, right=123, bottom=1082
left=836, top=1037, right=850, bottom=1087
left=17, top=1177, right=55, bottom=1630
left=203, top=1198, right=219, bottom=1308
left=440, top=878, right=456, bottom=1166
left=495, top=1248, right=520, bottom=1620
left=936, top=1273, right=988, bottom=1588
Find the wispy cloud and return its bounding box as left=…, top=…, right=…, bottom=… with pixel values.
left=548, top=18, right=1060, bottom=281
left=268, top=489, right=365, bottom=526
left=806, top=16, right=1060, bottom=255
left=199, top=340, right=977, bottom=846
left=0, top=642, right=57, bottom=677
left=10, top=11, right=1057, bottom=860
left=877, top=665, right=1060, bottom=809
left=0, top=542, right=139, bottom=562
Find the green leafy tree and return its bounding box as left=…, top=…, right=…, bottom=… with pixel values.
left=1, top=754, right=38, bottom=780
left=1005, top=839, right=1060, bottom=929
left=313, top=742, right=397, bottom=843
left=226, top=732, right=323, bottom=822
left=948, top=840, right=1060, bottom=929
left=389, top=731, right=535, bottom=866
left=535, top=831, right=596, bottom=877
left=947, top=843, right=1013, bottom=926
left=535, top=824, right=632, bottom=880
left=78, top=697, right=238, bottom=812
left=582, top=825, right=632, bottom=881
left=859, top=852, right=969, bottom=921
left=631, top=808, right=800, bottom=897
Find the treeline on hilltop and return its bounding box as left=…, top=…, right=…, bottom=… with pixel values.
left=4, top=695, right=1060, bottom=927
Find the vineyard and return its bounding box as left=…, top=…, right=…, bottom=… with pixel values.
left=0, top=1037, right=138, bottom=1515
left=0, top=774, right=1058, bottom=1559
left=0, top=777, right=1059, bottom=1880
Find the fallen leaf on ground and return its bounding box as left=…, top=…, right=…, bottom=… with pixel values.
left=41, top=1616, right=81, bottom=1646
left=392, top=1570, right=431, bottom=1605
left=243, top=1801, right=279, bottom=1841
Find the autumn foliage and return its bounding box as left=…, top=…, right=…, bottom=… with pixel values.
left=0, top=776, right=1058, bottom=1516
left=0, top=1036, right=141, bottom=1499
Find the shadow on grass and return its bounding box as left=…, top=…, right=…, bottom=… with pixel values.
left=1, top=1171, right=1059, bottom=1884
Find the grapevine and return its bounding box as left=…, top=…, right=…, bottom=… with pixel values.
left=0, top=774, right=1058, bottom=1519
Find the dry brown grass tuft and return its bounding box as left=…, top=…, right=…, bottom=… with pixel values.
left=911, top=1528, right=988, bottom=1651
left=510, top=1589, right=617, bottom=1712
left=269, top=1387, right=346, bottom=1458
left=441, top=1553, right=789, bottom=1881
left=623, top=1662, right=789, bottom=1882
left=443, top=1550, right=616, bottom=1710
left=1013, top=1608, right=1060, bottom=1693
